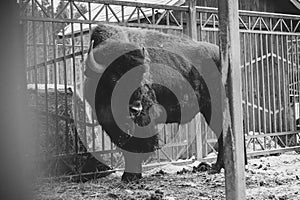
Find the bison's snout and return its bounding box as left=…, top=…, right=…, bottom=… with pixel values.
left=129, top=100, right=143, bottom=116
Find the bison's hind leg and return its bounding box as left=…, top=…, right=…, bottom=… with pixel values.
left=209, top=131, right=224, bottom=174
left=209, top=131, right=248, bottom=174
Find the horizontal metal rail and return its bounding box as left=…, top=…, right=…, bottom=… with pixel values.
left=26, top=50, right=87, bottom=71
left=35, top=149, right=119, bottom=161
left=248, top=146, right=300, bottom=157
left=240, top=29, right=300, bottom=35
left=71, top=0, right=189, bottom=12
left=196, top=6, right=300, bottom=20
left=246, top=131, right=300, bottom=139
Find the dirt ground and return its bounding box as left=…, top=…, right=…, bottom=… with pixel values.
left=34, top=151, right=300, bottom=200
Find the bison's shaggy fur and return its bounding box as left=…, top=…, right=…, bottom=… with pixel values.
left=85, top=24, right=223, bottom=181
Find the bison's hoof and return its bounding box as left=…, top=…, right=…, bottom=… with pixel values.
left=121, top=172, right=142, bottom=182
left=208, top=168, right=221, bottom=174
left=208, top=163, right=224, bottom=174
left=192, top=162, right=211, bottom=173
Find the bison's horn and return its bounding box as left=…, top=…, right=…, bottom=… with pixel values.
left=86, top=40, right=105, bottom=74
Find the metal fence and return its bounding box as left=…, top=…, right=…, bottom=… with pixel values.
left=197, top=7, right=300, bottom=155
left=20, top=0, right=300, bottom=178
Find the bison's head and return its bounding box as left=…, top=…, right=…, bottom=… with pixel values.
left=85, top=24, right=142, bottom=75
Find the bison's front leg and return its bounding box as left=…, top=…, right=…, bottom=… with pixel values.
left=121, top=151, right=151, bottom=182
left=122, top=151, right=143, bottom=182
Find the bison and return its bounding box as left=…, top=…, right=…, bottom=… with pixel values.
left=84, top=23, right=226, bottom=182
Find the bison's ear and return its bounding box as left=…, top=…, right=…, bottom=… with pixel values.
left=85, top=40, right=106, bottom=74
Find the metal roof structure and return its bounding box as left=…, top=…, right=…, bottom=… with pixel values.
left=61, top=0, right=185, bottom=36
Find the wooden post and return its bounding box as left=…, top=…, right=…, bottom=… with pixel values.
left=187, top=0, right=197, bottom=41
left=218, top=0, right=246, bottom=199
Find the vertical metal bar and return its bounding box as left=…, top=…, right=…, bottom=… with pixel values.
left=31, top=0, right=40, bottom=159
left=137, top=7, right=140, bottom=24
left=51, top=0, right=59, bottom=154
left=170, top=125, right=174, bottom=159
left=241, top=39, right=246, bottom=137
left=32, top=4, right=38, bottom=107
left=121, top=5, right=124, bottom=23
left=155, top=131, right=160, bottom=163
left=31, top=0, right=35, bottom=17
left=285, top=35, right=291, bottom=146
left=152, top=8, right=155, bottom=24
left=157, top=140, right=161, bottom=163
left=62, top=27, right=69, bottom=154
left=291, top=35, right=296, bottom=130
left=243, top=33, right=249, bottom=136
left=102, top=127, right=105, bottom=151
left=296, top=35, right=299, bottom=131
left=289, top=18, right=294, bottom=134
left=281, top=34, right=288, bottom=132
left=87, top=1, right=96, bottom=153
left=265, top=34, right=272, bottom=134
left=205, top=119, right=208, bottom=156
left=88, top=2, right=91, bottom=21
left=198, top=11, right=202, bottom=41
left=186, top=123, right=189, bottom=159
left=276, top=35, right=283, bottom=132
left=254, top=33, right=261, bottom=135
left=187, top=11, right=191, bottom=38
left=42, top=21, right=49, bottom=138
left=196, top=117, right=202, bottom=159
left=91, top=112, right=96, bottom=152
left=163, top=123, right=166, bottom=144
left=175, top=124, right=178, bottom=159
left=272, top=33, right=279, bottom=148
left=105, top=4, right=108, bottom=22
left=24, top=21, right=29, bottom=85
left=80, top=23, right=87, bottom=150
left=70, top=2, right=78, bottom=154
left=260, top=33, right=266, bottom=149
left=249, top=33, right=255, bottom=138
left=180, top=11, right=183, bottom=37
left=111, top=136, right=113, bottom=168
left=162, top=125, right=166, bottom=161
left=166, top=10, right=170, bottom=26
left=270, top=34, right=277, bottom=133
left=184, top=124, right=188, bottom=158
left=290, top=35, right=296, bottom=145
left=213, top=14, right=217, bottom=44
left=203, top=116, right=210, bottom=156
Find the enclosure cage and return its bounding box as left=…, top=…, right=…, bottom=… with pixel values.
left=20, top=0, right=300, bottom=179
